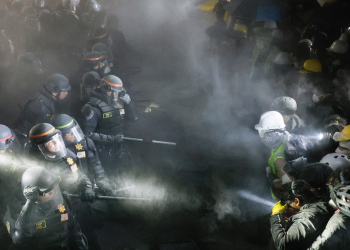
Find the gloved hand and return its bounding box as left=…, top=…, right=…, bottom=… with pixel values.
left=119, top=92, right=131, bottom=104
left=23, top=185, right=39, bottom=201
left=97, top=178, right=115, bottom=196
left=113, top=134, right=123, bottom=144
left=272, top=201, right=288, bottom=215
left=81, top=188, right=95, bottom=202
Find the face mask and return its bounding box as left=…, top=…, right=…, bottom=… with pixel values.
left=260, top=131, right=285, bottom=149
left=312, top=94, right=320, bottom=103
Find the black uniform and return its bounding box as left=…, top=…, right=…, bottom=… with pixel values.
left=28, top=147, right=93, bottom=194
left=81, top=88, right=138, bottom=174
left=4, top=187, right=87, bottom=250
left=14, top=88, right=56, bottom=138
left=66, top=137, right=105, bottom=183
left=81, top=88, right=138, bottom=136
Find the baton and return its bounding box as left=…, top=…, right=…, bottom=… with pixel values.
left=122, top=136, right=176, bottom=146
left=66, top=193, right=152, bottom=202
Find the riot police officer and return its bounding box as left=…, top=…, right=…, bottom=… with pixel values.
left=0, top=124, right=26, bottom=249
left=14, top=73, right=71, bottom=143
left=3, top=166, right=88, bottom=250
left=70, top=71, right=100, bottom=121
left=69, top=51, right=110, bottom=101
left=28, top=123, right=94, bottom=201
left=50, top=114, right=114, bottom=195
left=81, top=75, right=138, bottom=174
left=51, top=114, right=113, bottom=250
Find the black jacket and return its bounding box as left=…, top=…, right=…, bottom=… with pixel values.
left=270, top=201, right=333, bottom=250
left=308, top=211, right=350, bottom=250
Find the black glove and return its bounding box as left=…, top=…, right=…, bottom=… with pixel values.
left=81, top=188, right=95, bottom=202
left=113, top=134, right=123, bottom=144
left=97, top=178, right=115, bottom=196
left=23, top=185, right=39, bottom=201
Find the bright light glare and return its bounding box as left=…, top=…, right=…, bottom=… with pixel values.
left=318, top=133, right=324, bottom=140
left=237, top=190, right=275, bottom=207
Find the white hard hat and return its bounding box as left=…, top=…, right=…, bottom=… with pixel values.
left=327, top=40, right=348, bottom=54
left=273, top=52, right=293, bottom=66
left=255, top=111, right=285, bottom=131
left=320, top=153, right=350, bottom=170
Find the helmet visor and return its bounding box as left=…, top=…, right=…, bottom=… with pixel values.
left=106, top=90, right=120, bottom=107
left=38, top=134, right=67, bottom=161
left=61, top=124, right=85, bottom=145
left=38, top=184, right=65, bottom=214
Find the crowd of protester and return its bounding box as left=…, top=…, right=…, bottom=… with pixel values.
left=205, top=0, right=350, bottom=249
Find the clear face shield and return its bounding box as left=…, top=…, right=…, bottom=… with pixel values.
left=38, top=184, right=65, bottom=213
left=106, top=90, right=120, bottom=107
left=38, top=133, right=67, bottom=161
left=61, top=124, right=85, bottom=146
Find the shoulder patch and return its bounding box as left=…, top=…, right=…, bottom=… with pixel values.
left=81, top=104, right=94, bottom=120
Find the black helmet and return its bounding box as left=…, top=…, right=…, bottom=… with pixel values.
left=18, top=52, right=43, bottom=75
left=45, top=73, right=71, bottom=93
left=101, top=75, right=123, bottom=93
left=21, top=166, right=58, bottom=193
left=270, top=96, right=297, bottom=115
left=35, top=0, right=47, bottom=9
left=50, top=114, right=85, bottom=145
left=92, top=42, right=108, bottom=55
left=84, top=51, right=110, bottom=76
left=81, top=71, right=100, bottom=101
left=92, top=27, right=108, bottom=39
left=82, top=71, right=100, bottom=87
left=24, top=14, right=41, bottom=32
left=100, top=75, right=123, bottom=107
left=29, top=123, right=67, bottom=161
left=0, top=125, right=16, bottom=150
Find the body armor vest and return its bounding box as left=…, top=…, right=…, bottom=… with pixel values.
left=67, top=139, right=89, bottom=178
left=33, top=91, right=55, bottom=115
left=89, top=97, right=125, bottom=135
left=30, top=204, right=69, bottom=249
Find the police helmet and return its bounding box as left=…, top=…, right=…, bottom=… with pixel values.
left=50, top=114, right=84, bottom=145
left=100, top=75, right=123, bottom=93
left=82, top=71, right=100, bottom=87
left=21, top=166, right=58, bottom=193
left=45, top=74, right=71, bottom=93
left=0, top=125, right=15, bottom=150
left=29, top=123, right=67, bottom=161
left=92, top=27, right=108, bottom=39
left=92, top=42, right=108, bottom=55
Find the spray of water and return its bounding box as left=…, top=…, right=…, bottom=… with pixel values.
left=237, top=190, right=275, bottom=207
